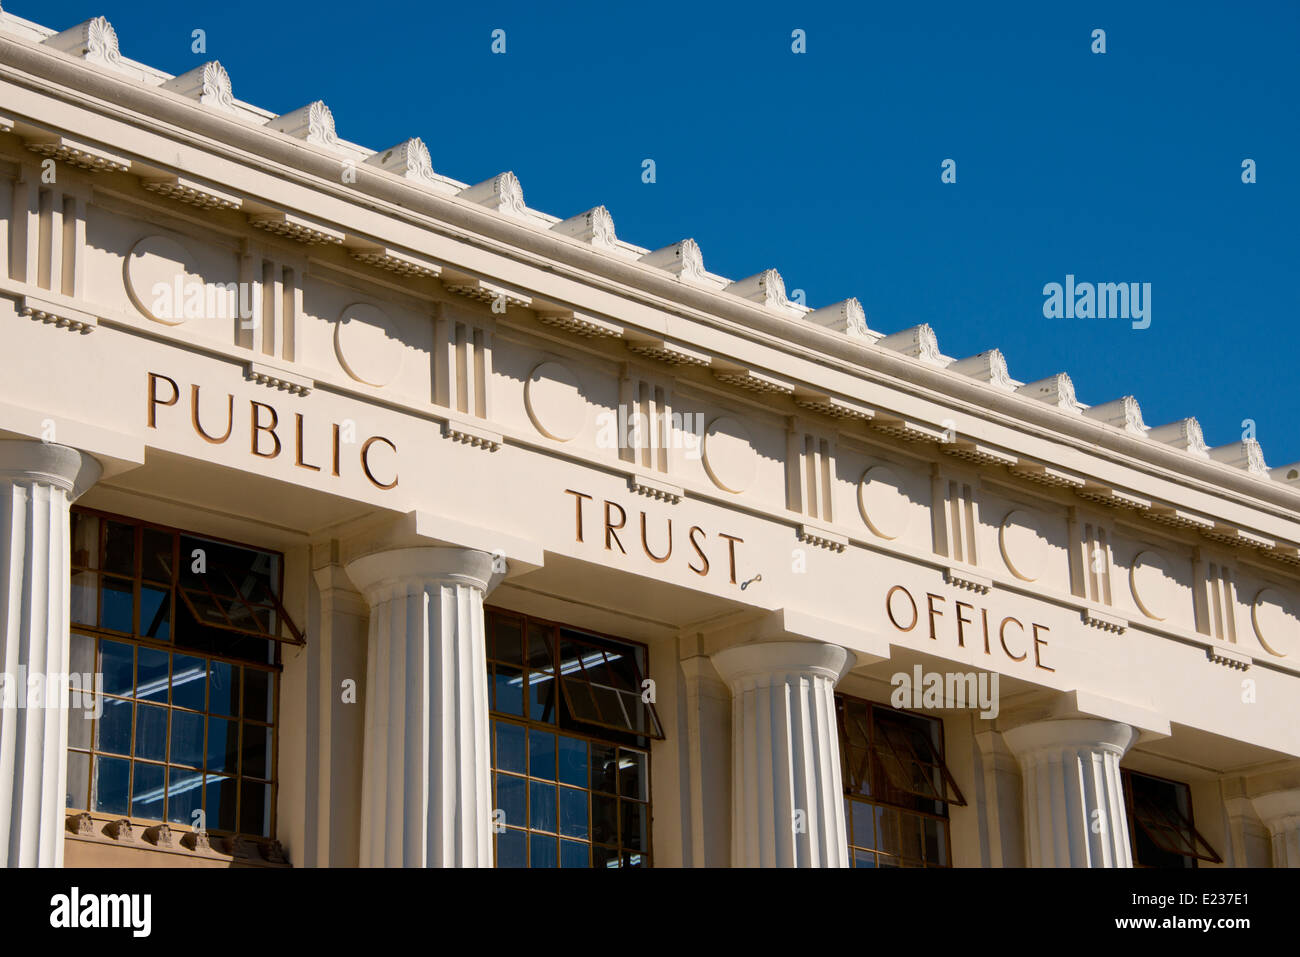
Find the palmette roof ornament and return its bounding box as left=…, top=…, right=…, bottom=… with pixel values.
left=459, top=172, right=527, bottom=218
left=267, top=101, right=337, bottom=147
left=552, top=206, right=617, bottom=249
left=1209, top=439, right=1271, bottom=477
left=948, top=349, right=1013, bottom=389
left=639, top=239, right=705, bottom=282
left=1148, top=418, right=1211, bottom=458
left=161, top=61, right=235, bottom=113
left=43, top=16, right=124, bottom=69
left=806, top=298, right=877, bottom=341
left=1016, top=373, right=1079, bottom=412
left=877, top=324, right=942, bottom=364
left=1083, top=396, right=1148, bottom=435
left=728, top=270, right=790, bottom=311
left=366, top=138, right=436, bottom=182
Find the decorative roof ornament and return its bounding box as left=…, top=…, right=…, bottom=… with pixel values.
left=806, top=298, right=877, bottom=340
left=1016, top=373, right=1079, bottom=412
left=267, top=101, right=337, bottom=147
left=948, top=349, right=1014, bottom=389
left=459, top=172, right=527, bottom=218
left=877, top=324, right=942, bottom=364
left=1209, top=439, right=1270, bottom=477
left=366, top=137, right=436, bottom=182
left=552, top=206, right=617, bottom=249
left=727, top=270, right=790, bottom=311
left=1147, top=418, right=1210, bottom=458
left=640, top=239, right=705, bottom=282
left=1083, top=396, right=1148, bottom=435
left=161, top=61, right=235, bottom=113
left=43, top=16, right=123, bottom=68
left=1271, top=463, right=1300, bottom=485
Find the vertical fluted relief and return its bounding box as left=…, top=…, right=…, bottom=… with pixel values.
left=1252, top=790, right=1300, bottom=867
left=345, top=546, right=496, bottom=867
left=711, top=640, right=852, bottom=867
left=1003, top=718, right=1138, bottom=867
left=0, top=441, right=99, bottom=867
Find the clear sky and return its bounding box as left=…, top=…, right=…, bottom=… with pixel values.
left=20, top=0, right=1300, bottom=467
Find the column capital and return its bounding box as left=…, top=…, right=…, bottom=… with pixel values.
left=711, top=639, right=853, bottom=687
left=1251, top=789, right=1300, bottom=868
left=0, top=439, right=101, bottom=499
left=345, top=545, right=499, bottom=601
left=1003, top=717, right=1138, bottom=759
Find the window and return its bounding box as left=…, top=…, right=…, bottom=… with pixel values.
left=65, top=509, right=298, bottom=839
left=485, top=609, right=661, bottom=868
left=1123, top=770, right=1221, bottom=868
left=837, top=695, right=964, bottom=868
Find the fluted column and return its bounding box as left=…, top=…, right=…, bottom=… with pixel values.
left=345, top=546, right=497, bottom=867
left=0, top=440, right=100, bottom=867
left=1003, top=718, right=1138, bottom=867
left=1252, top=789, right=1300, bottom=867
left=711, top=640, right=852, bottom=867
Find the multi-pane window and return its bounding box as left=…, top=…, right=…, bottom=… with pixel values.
left=65, top=509, right=298, bottom=839
left=485, top=609, right=662, bottom=868
left=837, top=695, right=965, bottom=868
left=1123, top=770, right=1221, bottom=868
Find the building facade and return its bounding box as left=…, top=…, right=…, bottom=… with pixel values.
left=1, top=10, right=1299, bottom=869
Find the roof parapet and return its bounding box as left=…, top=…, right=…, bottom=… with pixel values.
left=1016, top=373, right=1080, bottom=413
left=877, top=324, right=943, bottom=365
left=266, top=101, right=338, bottom=148
left=459, top=172, right=527, bottom=219
left=948, top=349, right=1014, bottom=390
left=1147, top=418, right=1210, bottom=458
left=805, top=298, right=877, bottom=341
left=1209, top=439, right=1271, bottom=477
left=551, top=206, right=618, bottom=249
left=639, top=239, right=706, bottom=283
left=160, top=61, right=235, bottom=113
left=1083, top=396, right=1148, bottom=435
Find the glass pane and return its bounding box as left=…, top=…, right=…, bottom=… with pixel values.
left=560, top=839, right=589, bottom=868
left=622, top=850, right=647, bottom=868
left=529, top=669, right=556, bottom=724
left=244, top=668, right=272, bottom=723
left=496, top=828, right=526, bottom=868
left=208, top=662, right=239, bottom=717
left=621, top=801, right=648, bottom=851
left=68, top=701, right=94, bottom=750
left=91, top=756, right=130, bottom=814
left=619, top=749, right=648, bottom=801
left=492, top=618, right=523, bottom=665
left=134, top=703, right=168, bottom=762
left=207, top=775, right=238, bottom=832
left=851, top=800, right=874, bottom=849
left=528, top=730, right=556, bottom=781
left=169, top=709, right=205, bottom=767
left=100, top=641, right=133, bottom=696
left=559, top=786, right=588, bottom=839
left=242, top=725, right=271, bottom=780
left=239, top=780, right=270, bottom=836
left=142, top=528, right=174, bottom=583
left=131, top=762, right=165, bottom=820
left=103, top=521, right=136, bottom=577
left=166, top=767, right=204, bottom=827
left=529, top=781, right=557, bottom=833
left=525, top=623, right=552, bottom=668
left=590, top=743, right=618, bottom=794
left=172, top=656, right=207, bottom=711
left=495, top=774, right=525, bottom=830
left=877, top=806, right=901, bottom=856
left=181, top=590, right=230, bottom=629
left=899, top=812, right=925, bottom=862
left=925, top=818, right=947, bottom=865
left=65, top=750, right=89, bottom=809
left=70, top=511, right=99, bottom=568
left=140, top=586, right=171, bottom=642
left=70, top=571, right=96, bottom=626
left=99, top=576, right=134, bottom=634
left=97, top=698, right=132, bottom=755
left=137, top=647, right=169, bottom=703
left=592, top=844, right=620, bottom=869
left=854, top=849, right=876, bottom=867
left=68, top=632, right=94, bottom=682
left=591, top=794, right=618, bottom=845
left=563, top=677, right=600, bottom=723
left=206, top=717, right=238, bottom=773
left=529, top=833, right=557, bottom=868
left=493, top=665, right=524, bottom=716
left=557, top=736, right=587, bottom=788
left=494, top=722, right=525, bottom=774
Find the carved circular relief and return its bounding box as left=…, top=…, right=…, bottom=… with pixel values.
left=1129, top=550, right=1172, bottom=621
left=525, top=362, right=586, bottom=441
left=999, top=509, right=1047, bottom=581
left=702, top=416, right=757, bottom=494
left=858, top=465, right=909, bottom=539
left=335, top=303, right=403, bottom=387
left=125, top=235, right=199, bottom=326
left=1252, top=588, right=1299, bottom=658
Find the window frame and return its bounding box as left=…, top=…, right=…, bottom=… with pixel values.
left=1122, top=768, right=1222, bottom=868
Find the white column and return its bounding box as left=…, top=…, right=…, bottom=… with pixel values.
left=0, top=440, right=100, bottom=867
left=1003, top=718, right=1137, bottom=867
left=345, top=546, right=496, bottom=867
left=1251, top=789, right=1300, bottom=867
left=711, top=640, right=852, bottom=867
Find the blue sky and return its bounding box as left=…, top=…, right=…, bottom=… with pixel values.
left=22, top=0, right=1300, bottom=466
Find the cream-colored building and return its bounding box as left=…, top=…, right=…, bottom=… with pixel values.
left=1, top=10, right=1298, bottom=869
